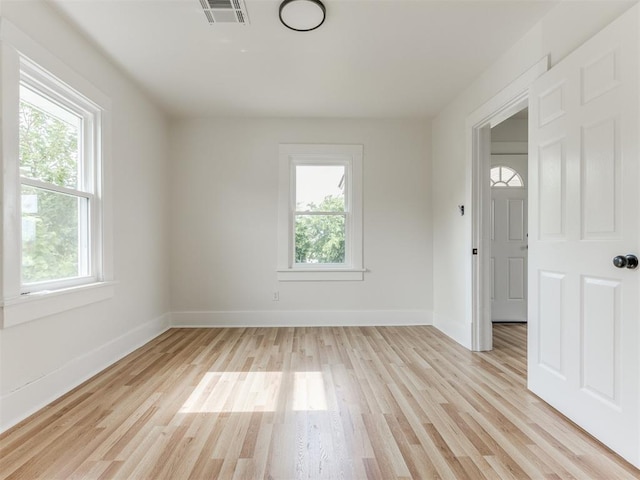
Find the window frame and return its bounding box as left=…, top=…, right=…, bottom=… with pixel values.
left=277, top=144, right=364, bottom=281
left=19, top=61, right=101, bottom=292
left=1, top=22, right=114, bottom=328
left=292, top=158, right=349, bottom=268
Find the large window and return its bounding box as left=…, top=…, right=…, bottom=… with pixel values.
left=18, top=63, right=100, bottom=292
left=278, top=144, right=364, bottom=281
left=1, top=40, right=112, bottom=328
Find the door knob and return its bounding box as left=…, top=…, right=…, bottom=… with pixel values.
left=613, top=254, right=639, bottom=269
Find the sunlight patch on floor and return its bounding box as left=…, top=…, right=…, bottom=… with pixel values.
left=292, top=371, right=327, bottom=412
left=179, top=371, right=327, bottom=413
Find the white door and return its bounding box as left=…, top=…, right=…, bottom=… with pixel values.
left=528, top=5, right=640, bottom=467
left=491, top=160, right=528, bottom=322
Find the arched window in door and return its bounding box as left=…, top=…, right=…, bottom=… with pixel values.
left=490, top=166, right=523, bottom=187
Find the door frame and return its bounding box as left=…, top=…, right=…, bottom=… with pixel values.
left=467, top=56, right=548, bottom=351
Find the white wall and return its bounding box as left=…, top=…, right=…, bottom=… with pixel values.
left=169, top=118, right=432, bottom=326
left=431, top=0, right=637, bottom=347
left=0, top=1, right=170, bottom=431
left=491, top=116, right=528, bottom=145
left=491, top=116, right=528, bottom=177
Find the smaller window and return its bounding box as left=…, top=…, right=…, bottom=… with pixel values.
left=278, top=144, right=364, bottom=281
left=295, top=164, right=347, bottom=265
left=490, top=166, right=523, bottom=187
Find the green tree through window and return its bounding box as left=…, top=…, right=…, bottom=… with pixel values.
left=295, top=195, right=346, bottom=264
left=20, top=98, right=84, bottom=283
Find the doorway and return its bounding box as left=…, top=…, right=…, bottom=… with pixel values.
left=467, top=56, right=547, bottom=352
left=489, top=112, right=528, bottom=326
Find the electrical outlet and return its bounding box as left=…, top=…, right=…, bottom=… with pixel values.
left=272, top=291, right=279, bottom=302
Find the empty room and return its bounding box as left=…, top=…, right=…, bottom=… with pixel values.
left=1, top=0, right=639, bottom=478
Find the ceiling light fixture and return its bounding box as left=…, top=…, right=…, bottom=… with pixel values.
left=279, top=0, right=326, bottom=32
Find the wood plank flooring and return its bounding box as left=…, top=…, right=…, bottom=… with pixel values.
left=1, top=324, right=639, bottom=479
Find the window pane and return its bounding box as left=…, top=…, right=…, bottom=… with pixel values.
left=490, top=167, right=501, bottom=184
left=295, top=214, right=345, bottom=264
left=295, top=165, right=345, bottom=212
left=508, top=176, right=523, bottom=187
left=19, top=86, right=81, bottom=189
left=21, top=185, right=89, bottom=284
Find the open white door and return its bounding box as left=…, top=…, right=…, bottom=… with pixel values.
left=528, top=5, right=639, bottom=467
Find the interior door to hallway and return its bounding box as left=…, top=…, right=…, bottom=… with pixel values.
left=528, top=5, right=640, bottom=467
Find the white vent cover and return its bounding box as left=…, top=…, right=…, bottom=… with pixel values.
left=199, top=0, right=250, bottom=25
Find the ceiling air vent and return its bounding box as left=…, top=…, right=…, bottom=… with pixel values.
left=199, top=0, right=250, bottom=25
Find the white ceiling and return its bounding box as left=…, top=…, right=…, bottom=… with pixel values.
left=47, top=0, right=563, bottom=118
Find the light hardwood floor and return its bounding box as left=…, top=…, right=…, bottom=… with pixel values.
left=1, top=325, right=639, bottom=479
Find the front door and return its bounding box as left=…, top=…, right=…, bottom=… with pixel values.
left=491, top=159, right=528, bottom=322
left=528, top=5, right=639, bottom=467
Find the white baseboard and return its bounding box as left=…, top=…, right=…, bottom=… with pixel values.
left=0, top=312, right=171, bottom=433
left=171, top=310, right=433, bottom=328
left=433, top=315, right=472, bottom=350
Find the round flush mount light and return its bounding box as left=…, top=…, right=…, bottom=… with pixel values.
left=279, top=0, right=326, bottom=32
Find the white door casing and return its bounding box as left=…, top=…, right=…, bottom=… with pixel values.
left=528, top=5, right=639, bottom=468
left=491, top=159, right=528, bottom=322
left=468, top=56, right=548, bottom=352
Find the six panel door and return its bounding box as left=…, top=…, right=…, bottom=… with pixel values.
left=528, top=5, right=640, bottom=467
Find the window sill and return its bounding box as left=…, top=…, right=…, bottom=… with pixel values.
left=0, top=281, right=116, bottom=329
left=277, top=269, right=366, bottom=282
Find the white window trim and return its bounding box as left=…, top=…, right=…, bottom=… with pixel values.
left=0, top=281, right=116, bottom=329
left=1, top=20, right=114, bottom=328
left=277, top=144, right=364, bottom=281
